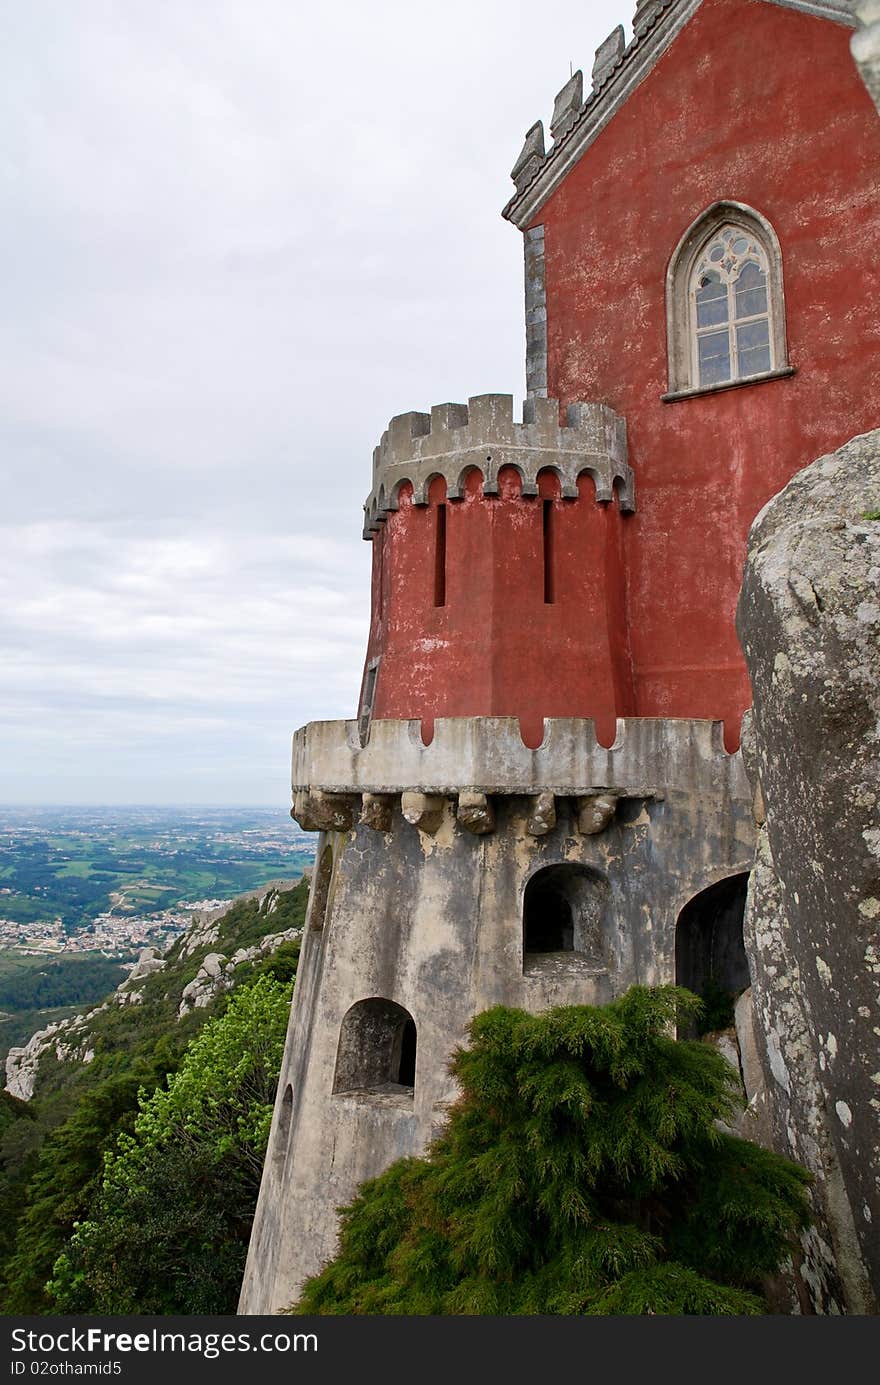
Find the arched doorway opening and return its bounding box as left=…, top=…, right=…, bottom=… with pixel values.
left=675, top=872, right=751, bottom=1034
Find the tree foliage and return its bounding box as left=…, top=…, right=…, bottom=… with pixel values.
left=0, top=882, right=305, bottom=1311
left=295, top=987, right=811, bottom=1316
left=48, top=974, right=292, bottom=1314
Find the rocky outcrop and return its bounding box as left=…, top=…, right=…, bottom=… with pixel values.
left=126, top=947, right=166, bottom=983
left=4, top=1011, right=101, bottom=1100
left=177, top=925, right=302, bottom=1017
left=736, top=429, right=880, bottom=1314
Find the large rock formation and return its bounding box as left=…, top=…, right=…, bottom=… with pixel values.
left=736, top=429, right=880, bottom=1314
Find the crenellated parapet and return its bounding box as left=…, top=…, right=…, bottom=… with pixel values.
left=503, top=0, right=857, bottom=228
left=290, top=715, right=748, bottom=834
left=363, top=394, right=633, bottom=538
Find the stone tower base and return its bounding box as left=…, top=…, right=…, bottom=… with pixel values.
left=239, top=716, right=753, bottom=1314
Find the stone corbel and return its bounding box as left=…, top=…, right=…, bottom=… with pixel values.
left=359, top=793, right=394, bottom=832
left=401, top=791, right=446, bottom=835
left=527, top=791, right=557, bottom=837
left=291, top=790, right=355, bottom=833
left=576, top=793, right=618, bottom=835
left=457, top=790, right=495, bottom=835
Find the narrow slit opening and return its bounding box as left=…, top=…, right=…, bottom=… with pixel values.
left=543, top=499, right=555, bottom=604
left=434, top=504, right=447, bottom=607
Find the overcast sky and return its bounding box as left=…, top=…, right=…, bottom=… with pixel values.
left=1, top=0, right=628, bottom=806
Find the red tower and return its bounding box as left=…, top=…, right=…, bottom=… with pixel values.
left=360, top=395, right=634, bottom=749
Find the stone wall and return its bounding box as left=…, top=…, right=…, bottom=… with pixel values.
left=239, top=717, right=753, bottom=1313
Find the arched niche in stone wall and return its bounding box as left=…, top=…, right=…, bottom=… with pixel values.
left=522, top=863, right=612, bottom=975
left=332, top=997, right=417, bottom=1099
left=308, top=846, right=334, bottom=932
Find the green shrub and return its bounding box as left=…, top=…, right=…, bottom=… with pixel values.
left=294, top=987, right=811, bottom=1316
left=48, top=974, right=292, bottom=1314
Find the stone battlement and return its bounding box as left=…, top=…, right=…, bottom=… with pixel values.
left=291, top=715, right=748, bottom=802
left=363, top=394, right=633, bottom=538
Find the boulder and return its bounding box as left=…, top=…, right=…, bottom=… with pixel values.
left=736, top=428, right=880, bottom=1313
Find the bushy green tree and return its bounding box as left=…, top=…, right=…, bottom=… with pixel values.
left=295, top=988, right=811, bottom=1316
left=49, top=974, right=292, bottom=1314
left=2, top=1072, right=148, bottom=1312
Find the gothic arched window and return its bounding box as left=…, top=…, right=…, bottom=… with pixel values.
left=665, top=203, right=790, bottom=399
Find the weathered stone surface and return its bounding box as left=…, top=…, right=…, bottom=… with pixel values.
left=510, top=119, right=545, bottom=192
left=292, top=790, right=354, bottom=833
left=178, top=952, right=228, bottom=1017
left=527, top=791, right=556, bottom=836
left=292, top=715, right=745, bottom=800
left=4, top=1012, right=98, bottom=1100
left=126, top=947, right=166, bottom=983
left=400, top=791, right=445, bottom=834
left=359, top=792, right=393, bottom=832
left=576, top=792, right=618, bottom=835
left=592, top=26, right=625, bottom=90
left=549, top=69, right=583, bottom=142
left=456, top=790, right=495, bottom=835
left=363, top=394, right=633, bottom=537
left=240, top=732, right=754, bottom=1314
left=737, top=428, right=880, bottom=1313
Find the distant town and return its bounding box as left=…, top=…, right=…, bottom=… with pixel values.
left=0, top=898, right=231, bottom=956
left=0, top=805, right=316, bottom=955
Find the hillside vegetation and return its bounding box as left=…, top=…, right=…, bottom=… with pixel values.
left=0, top=953, right=131, bottom=1065
left=0, top=878, right=307, bottom=1312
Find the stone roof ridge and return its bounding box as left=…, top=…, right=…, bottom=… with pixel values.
left=503, top=0, right=858, bottom=230
left=362, top=394, right=634, bottom=537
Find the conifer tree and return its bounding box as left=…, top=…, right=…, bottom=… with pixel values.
left=295, top=987, right=811, bottom=1315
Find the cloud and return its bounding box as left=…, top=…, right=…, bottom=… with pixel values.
left=0, top=0, right=627, bottom=802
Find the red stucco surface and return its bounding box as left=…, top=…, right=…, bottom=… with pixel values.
left=365, top=469, right=631, bottom=747
left=362, top=0, right=880, bottom=748
left=539, top=0, right=880, bottom=746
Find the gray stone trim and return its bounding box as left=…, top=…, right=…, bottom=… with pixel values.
left=524, top=226, right=547, bottom=399
left=768, top=0, right=855, bottom=19
left=510, top=121, right=545, bottom=193
left=549, top=70, right=583, bottom=142
left=357, top=656, right=381, bottom=746
left=852, top=1, right=880, bottom=111
left=665, top=200, right=790, bottom=395
left=662, top=365, right=796, bottom=404
left=592, top=25, right=626, bottom=90
left=291, top=715, right=749, bottom=800
left=503, top=0, right=856, bottom=230
left=363, top=394, right=634, bottom=537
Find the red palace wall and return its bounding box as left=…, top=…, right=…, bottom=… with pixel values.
left=361, top=0, right=880, bottom=749
left=538, top=0, right=880, bottom=745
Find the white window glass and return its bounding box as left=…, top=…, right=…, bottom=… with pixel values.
left=691, top=226, right=774, bottom=389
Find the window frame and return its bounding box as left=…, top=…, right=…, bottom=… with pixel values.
left=664, top=201, right=793, bottom=402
